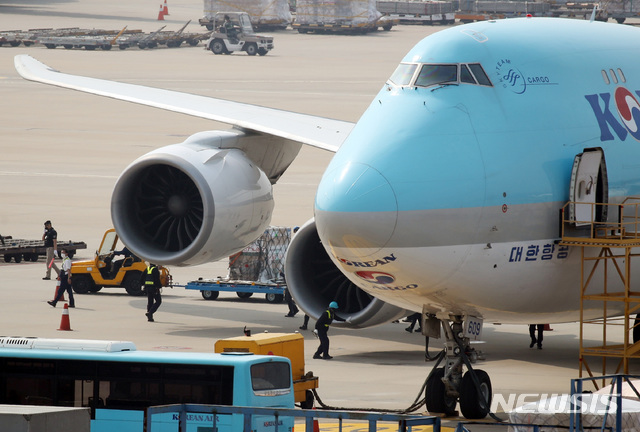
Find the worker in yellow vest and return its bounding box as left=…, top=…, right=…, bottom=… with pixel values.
left=313, top=301, right=348, bottom=360
left=143, top=263, right=162, bottom=322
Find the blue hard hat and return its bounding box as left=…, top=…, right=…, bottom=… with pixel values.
left=329, top=301, right=338, bottom=309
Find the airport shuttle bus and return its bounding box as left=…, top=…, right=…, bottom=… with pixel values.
left=0, top=337, right=295, bottom=432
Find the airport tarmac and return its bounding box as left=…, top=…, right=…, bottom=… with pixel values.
left=1, top=0, right=638, bottom=424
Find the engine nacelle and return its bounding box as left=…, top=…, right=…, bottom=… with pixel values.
left=285, top=219, right=408, bottom=328
left=112, top=130, right=274, bottom=266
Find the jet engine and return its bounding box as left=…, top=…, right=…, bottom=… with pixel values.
left=285, top=219, right=408, bottom=328
left=112, top=130, right=299, bottom=266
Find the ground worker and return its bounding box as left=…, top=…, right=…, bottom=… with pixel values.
left=143, top=263, right=162, bottom=322
left=313, top=301, right=348, bottom=360
left=42, top=220, right=59, bottom=280
left=47, top=248, right=74, bottom=308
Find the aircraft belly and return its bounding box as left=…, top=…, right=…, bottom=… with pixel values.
left=328, top=238, right=627, bottom=324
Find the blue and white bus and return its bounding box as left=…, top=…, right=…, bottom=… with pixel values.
left=0, top=337, right=294, bottom=432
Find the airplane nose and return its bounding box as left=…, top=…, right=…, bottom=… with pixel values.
left=315, top=162, right=398, bottom=257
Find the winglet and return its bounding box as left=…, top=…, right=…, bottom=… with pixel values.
left=15, top=55, right=60, bottom=82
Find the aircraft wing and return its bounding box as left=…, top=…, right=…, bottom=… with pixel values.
left=14, top=54, right=353, bottom=152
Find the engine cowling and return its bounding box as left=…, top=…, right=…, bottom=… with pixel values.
left=285, top=219, right=408, bottom=328
left=111, top=130, right=274, bottom=266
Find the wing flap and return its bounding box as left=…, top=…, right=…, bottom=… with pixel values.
left=14, top=55, right=353, bottom=152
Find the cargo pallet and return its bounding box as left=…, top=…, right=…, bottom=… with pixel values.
left=0, top=236, right=87, bottom=263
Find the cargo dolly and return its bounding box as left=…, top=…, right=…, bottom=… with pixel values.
left=184, top=278, right=286, bottom=303
left=0, top=236, right=87, bottom=263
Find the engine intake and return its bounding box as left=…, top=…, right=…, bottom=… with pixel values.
left=112, top=130, right=274, bottom=266
left=286, top=219, right=408, bottom=328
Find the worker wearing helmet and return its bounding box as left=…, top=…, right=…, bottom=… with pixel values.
left=313, top=301, right=347, bottom=360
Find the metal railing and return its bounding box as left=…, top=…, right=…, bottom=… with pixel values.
left=570, top=374, right=640, bottom=432
left=561, top=198, right=640, bottom=242
left=145, top=404, right=441, bottom=432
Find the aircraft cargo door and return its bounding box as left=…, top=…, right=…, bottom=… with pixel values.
left=569, top=148, right=608, bottom=226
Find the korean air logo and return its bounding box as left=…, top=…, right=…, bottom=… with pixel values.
left=614, top=87, right=640, bottom=141
left=355, top=271, right=395, bottom=285
left=586, top=87, right=640, bottom=142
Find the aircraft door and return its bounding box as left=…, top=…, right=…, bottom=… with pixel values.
left=569, top=148, right=608, bottom=226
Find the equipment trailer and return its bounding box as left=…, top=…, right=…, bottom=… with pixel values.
left=185, top=279, right=285, bottom=303
left=0, top=236, right=86, bottom=263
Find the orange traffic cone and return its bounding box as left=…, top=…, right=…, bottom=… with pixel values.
left=157, top=4, right=165, bottom=20
left=53, top=277, right=66, bottom=302
left=58, top=303, right=72, bottom=331
left=163, top=0, right=169, bottom=15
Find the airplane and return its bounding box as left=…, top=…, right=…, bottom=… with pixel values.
left=14, top=16, right=640, bottom=419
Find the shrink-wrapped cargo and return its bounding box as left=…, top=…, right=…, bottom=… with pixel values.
left=202, top=0, right=292, bottom=28
left=296, top=0, right=382, bottom=26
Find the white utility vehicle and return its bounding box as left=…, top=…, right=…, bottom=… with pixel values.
left=206, top=12, right=273, bottom=56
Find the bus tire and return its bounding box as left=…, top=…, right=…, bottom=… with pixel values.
left=201, top=290, right=219, bottom=300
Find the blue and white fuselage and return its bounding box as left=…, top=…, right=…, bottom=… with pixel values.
left=315, top=18, right=640, bottom=323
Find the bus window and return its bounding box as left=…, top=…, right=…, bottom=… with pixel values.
left=251, top=362, right=291, bottom=394
left=162, top=363, right=233, bottom=405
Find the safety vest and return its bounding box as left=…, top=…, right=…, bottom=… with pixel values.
left=324, top=310, right=332, bottom=327
left=144, top=265, right=157, bottom=286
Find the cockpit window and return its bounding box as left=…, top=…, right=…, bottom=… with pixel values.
left=468, top=63, right=492, bottom=86
left=460, top=64, right=476, bottom=84
left=415, top=64, right=457, bottom=87
left=388, top=63, right=493, bottom=88
left=389, top=63, right=417, bottom=86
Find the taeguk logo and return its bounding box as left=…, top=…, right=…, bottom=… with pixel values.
left=355, top=271, right=396, bottom=284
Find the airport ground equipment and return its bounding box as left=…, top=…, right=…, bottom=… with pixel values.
left=215, top=332, right=319, bottom=408
left=199, top=0, right=292, bottom=30
left=205, top=12, right=274, bottom=55
left=377, top=0, right=456, bottom=24
left=70, top=229, right=171, bottom=296
left=0, top=24, right=210, bottom=49
left=183, top=226, right=290, bottom=302
left=0, top=235, right=86, bottom=263
left=185, top=279, right=286, bottom=302
left=293, top=0, right=390, bottom=33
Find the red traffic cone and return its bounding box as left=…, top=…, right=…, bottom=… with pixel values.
left=163, top=0, right=170, bottom=15
left=157, top=4, right=165, bottom=20
left=53, top=277, right=66, bottom=302
left=58, top=303, right=72, bottom=331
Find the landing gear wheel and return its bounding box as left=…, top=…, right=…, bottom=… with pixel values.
left=123, top=271, right=144, bottom=296
left=245, top=43, right=258, bottom=56
left=237, top=292, right=253, bottom=299
left=201, top=290, right=219, bottom=300
left=425, top=367, right=457, bottom=416
left=265, top=293, right=284, bottom=304
left=72, top=275, right=95, bottom=294
left=210, top=39, right=225, bottom=54
left=459, top=369, right=492, bottom=419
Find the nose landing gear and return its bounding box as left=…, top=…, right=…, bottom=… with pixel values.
left=425, top=316, right=495, bottom=420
